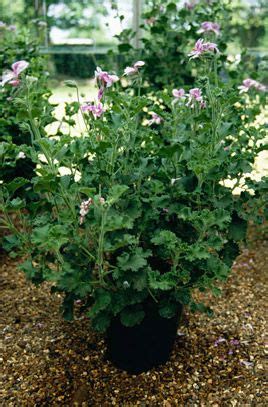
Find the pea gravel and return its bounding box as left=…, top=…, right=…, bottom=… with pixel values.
left=0, top=226, right=267, bottom=406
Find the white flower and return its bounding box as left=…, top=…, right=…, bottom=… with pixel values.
left=123, top=60, right=145, bottom=76
left=17, top=151, right=26, bottom=159
left=171, top=178, right=181, bottom=185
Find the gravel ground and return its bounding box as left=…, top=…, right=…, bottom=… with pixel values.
left=0, top=227, right=267, bottom=406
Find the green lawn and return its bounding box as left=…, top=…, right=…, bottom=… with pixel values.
left=46, top=78, right=96, bottom=136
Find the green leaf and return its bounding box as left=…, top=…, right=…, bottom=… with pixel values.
left=211, top=287, right=222, bottom=297
left=206, top=256, right=230, bottom=280
left=214, top=209, right=231, bottom=230
left=6, top=177, right=29, bottom=195
left=9, top=198, right=26, bottom=210
left=104, top=212, right=133, bottom=232
left=151, top=230, right=178, bottom=250
left=132, top=270, right=148, bottom=291
left=120, top=307, right=145, bottom=327
left=91, top=312, right=111, bottom=332
left=177, top=207, right=192, bottom=220
left=78, top=186, right=96, bottom=196
left=190, top=301, right=213, bottom=315
left=88, top=289, right=111, bottom=317
left=117, top=248, right=151, bottom=272
left=148, top=270, right=175, bottom=290
left=166, top=3, right=177, bottom=12
left=64, top=80, right=78, bottom=88
left=159, top=302, right=178, bottom=318
left=186, top=244, right=210, bottom=261
left=19, top=259, right=36, bottom=280
left=108, top=184, right=129, bottom=205
left=31, top=224, right=69, bottom=251
left=104, top=233, right=137, bottom=251
left=2, top=235, right=20, bottom=252
left=118, top=43, right=132, bottom=53
left=31, top=225, right=50, bottom=244
left=61, top=293, right=75, bottom=321
left=229, top=216, right=247, bottom=241
left=220, top=240, right=240, bottom=266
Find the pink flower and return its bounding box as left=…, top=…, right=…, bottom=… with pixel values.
left=12, top=61, right=29, bottom=76
left=172, top=88, right=185, bottom=99
left=189, top=88, right=202, bottom=101
left=79, top=198, right=92, bottom=224
left=81, top=102, right=105, bottom=119
left=238, top=78, right=266, bottom=93
left=1, top=60, right=29, bottom=86
left=124, top=67, right=137, bottom=76
left=148, top=112, right=163, bottom=126
left=188, top=39, right=219, bottom=59
left=95, top=66, right=119, bottom=88
left=124, top=61, right=145, bottom=76
left=0, top=21, right=6, bottom=29
left=186, top=88, right=206, bottom=108
left=197, top=21, right=220, bottom=36
left=204, top=42, right=219, bottom=52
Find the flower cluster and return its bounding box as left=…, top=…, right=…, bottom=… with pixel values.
left=197, top=21, right=220, bottom=36
left=81, top=66, right=120, bottom=118
left=1, top=60, right=29, bottom=87
left=238, top=78, right=267, bottom=94
left=81, top=102, right=105, bottom=119
left=83, top=62, right=145, bottom=119
left=172, top=87, right=206, bottom=109
left=95, top=67, right=119, bottom=90
left=188, top=39, right=219, bottom=59
left=187, top=88, right=206, bottom=108
left=148, top=112, right=163, bottom=126
left=124, top=61, right=145, bottom=76
left=79, top=198, right=93, bottom=225
left=79, top=197, right=105, bottom=224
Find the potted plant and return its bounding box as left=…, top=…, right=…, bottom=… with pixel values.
left=1, top=39, right=267, bottom=374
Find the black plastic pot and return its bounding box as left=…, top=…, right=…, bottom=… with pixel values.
left=106, top=302, right=183, bottom=374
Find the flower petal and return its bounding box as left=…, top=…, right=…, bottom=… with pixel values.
left=11, top=60, right=29, bottom=76
left=1, top=70, right=16, bottom=86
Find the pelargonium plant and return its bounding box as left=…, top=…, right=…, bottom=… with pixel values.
left=0, top=36, right=267, bottom=333
left=114, top=0, right=231, bottom=89
left=0, top=25, right=54, bottom=201
left=114, top=0, right=267, bottom=105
